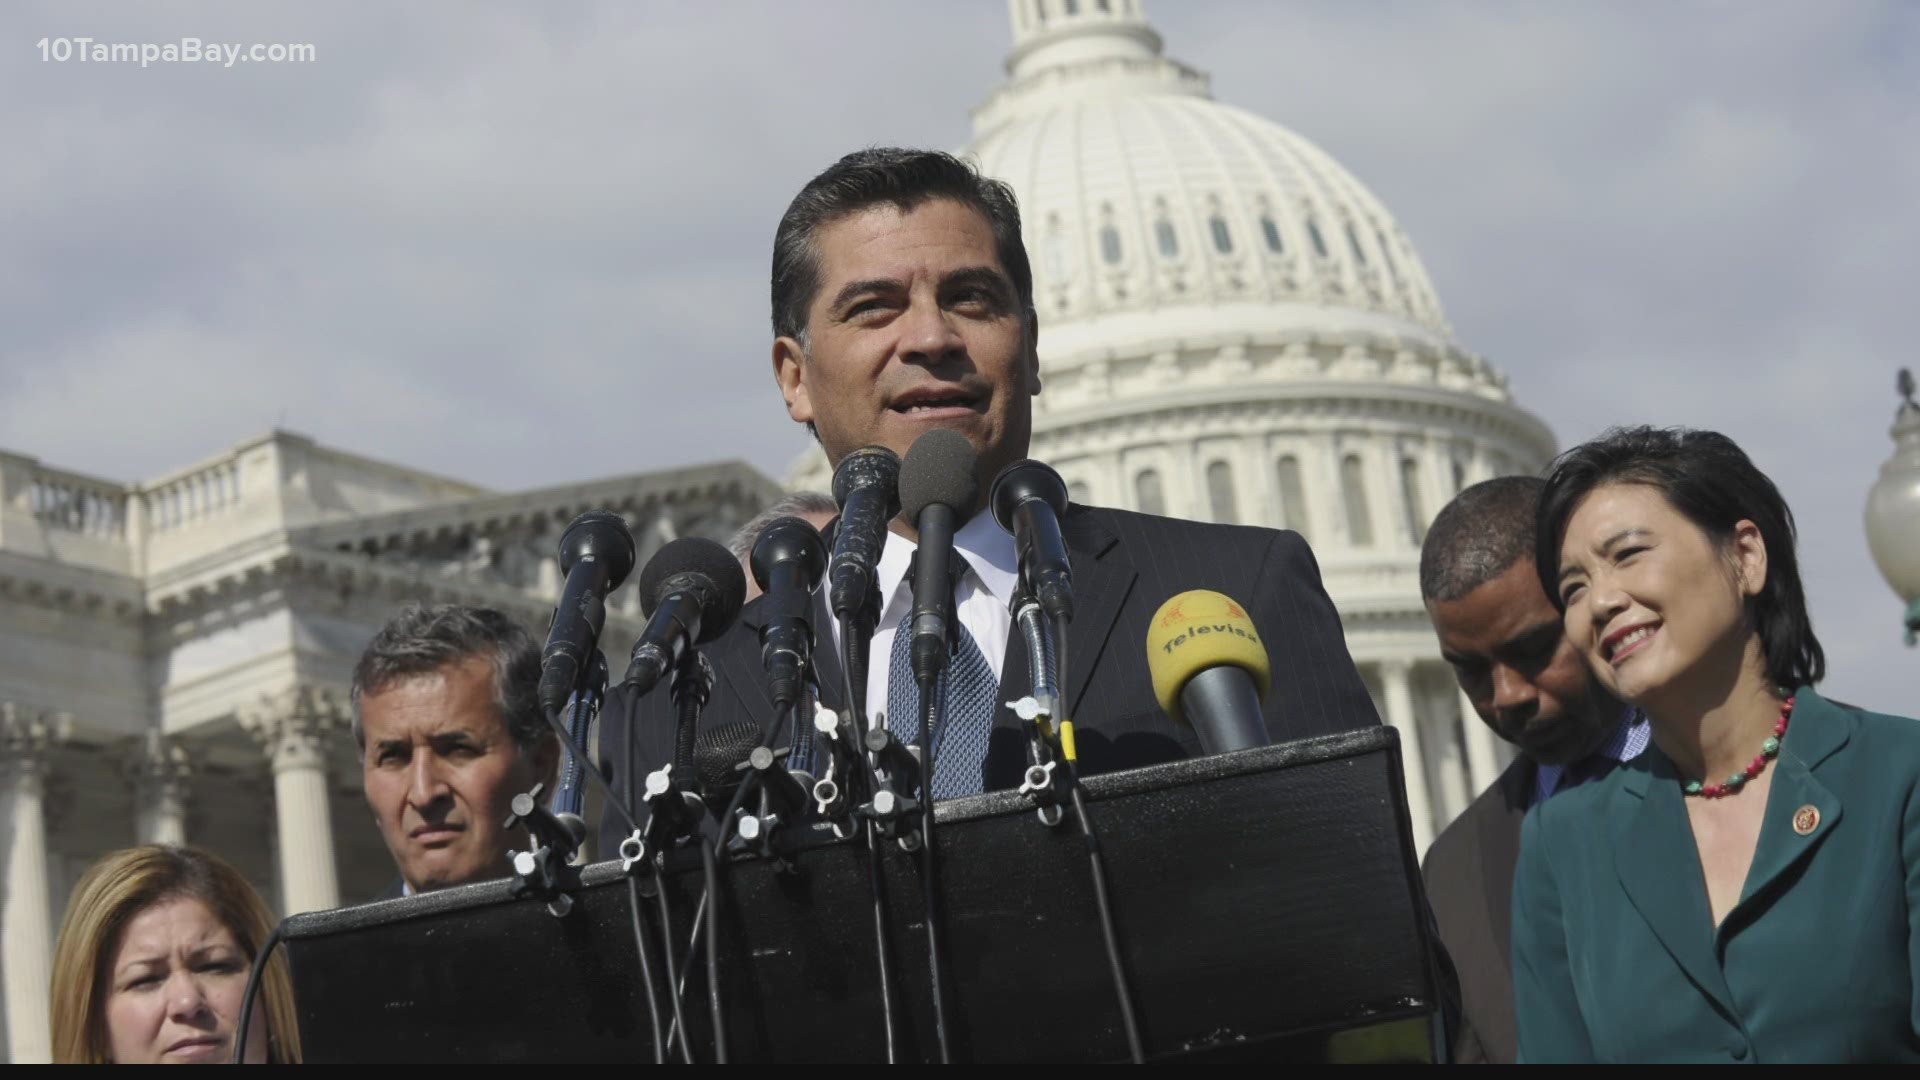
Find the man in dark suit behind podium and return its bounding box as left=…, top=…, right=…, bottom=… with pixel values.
left=597, top=148, right=1379, bottom=854
left=1417, top=477, right=1646, bottom=1063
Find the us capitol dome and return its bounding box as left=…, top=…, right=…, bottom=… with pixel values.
left=795, top=0, right=1558, bottom=851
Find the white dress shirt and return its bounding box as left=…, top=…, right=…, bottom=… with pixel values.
left=827, top=510, right=1021, bottom=730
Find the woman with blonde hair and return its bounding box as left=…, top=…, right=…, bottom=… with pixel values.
left=50, top=845, right=301, bottom=1063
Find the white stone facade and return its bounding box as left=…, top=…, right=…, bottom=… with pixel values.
left=0, top=431, right=776, bottom=1061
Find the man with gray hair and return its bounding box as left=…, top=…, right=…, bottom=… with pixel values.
left=353, top=603, right=559, bottom=897
left=728, top=490, right=838, bottom=600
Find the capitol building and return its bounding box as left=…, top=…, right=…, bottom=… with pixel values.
left=0, top=1, right=1553, bottom=1062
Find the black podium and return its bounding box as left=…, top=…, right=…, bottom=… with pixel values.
left=282, top=726, right=1448, bottom=1062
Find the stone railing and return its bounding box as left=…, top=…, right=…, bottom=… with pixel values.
left=141, top=453, right=244, bottom=534
left=23, top=462, right=130, bottom=541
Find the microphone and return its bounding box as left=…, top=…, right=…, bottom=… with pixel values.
left=989, top=459, right=1074, bottom=623
left=621, top=538, right=747, bottom=697
left=899, top=430, right=980, bottom=690
left=692, top=721, right=764, bottom=810
left=538, top=510, right=638, bottom=715
left=749, top=515, right=828, bottom=711
left=828, top=446, right=902, bottom=620
left=1145, top=590, right=1273, bottom=755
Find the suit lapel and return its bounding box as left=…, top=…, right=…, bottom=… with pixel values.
left=1480, top=758, right=1534, bottom=975
left=721, top=595, right=777, bottom=735
left=1611, top=750, right=1736, bottom=1016
left=1057, top=507, right=1136, bottom=717
left=1730, top=691, right=1846, bottom=923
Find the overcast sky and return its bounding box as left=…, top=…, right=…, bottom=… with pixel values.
left=4, top=1, right=1915, bottom=711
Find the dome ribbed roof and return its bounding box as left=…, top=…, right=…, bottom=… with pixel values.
left=969, top=0, right=1459, bottom=359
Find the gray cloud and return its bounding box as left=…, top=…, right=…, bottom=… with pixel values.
left=3, top=1, right=1914, bottom=709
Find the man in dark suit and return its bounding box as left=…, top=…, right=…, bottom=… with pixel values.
left=1417, top=477, right=1645, bottom=1063
left=597, top=147, right=1378, bottom=854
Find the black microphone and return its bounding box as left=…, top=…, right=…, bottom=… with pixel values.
left=538, top=510, right=638, bottom=715
left=990, top=459, right=1074, bottom=623
left=828, top=446, right=902, bottom=620
left=750, top=515, right=828, bottom=712
left=900, top=430, right=980, bottom=689
left=621, top=538, right=747, bottom=697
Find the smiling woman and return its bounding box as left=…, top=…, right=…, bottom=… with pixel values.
left=50, top=845, right=300, bottom=1064
left=1507, top=426, right=1920, bottom=1063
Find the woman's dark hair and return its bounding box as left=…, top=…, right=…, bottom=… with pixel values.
left=1535, top=425, right=1824, bottom=689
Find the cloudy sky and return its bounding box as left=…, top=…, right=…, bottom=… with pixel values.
left=5, top=1, right=1915, bottom=710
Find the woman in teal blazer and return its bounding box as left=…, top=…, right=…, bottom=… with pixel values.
left=1512, top=426, right=1920, bottom=1063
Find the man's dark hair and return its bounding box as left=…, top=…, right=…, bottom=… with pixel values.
left=770, top=147, right=1035, bottom=345
left=1535, top=425, right=1824, bottom=689
left=1420, top=475, right=1548, bottom=603
left=349, top=604, right=548, bottom=751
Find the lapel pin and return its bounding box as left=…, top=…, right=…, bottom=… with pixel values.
left=1793, top=805, right=1820, bottom=835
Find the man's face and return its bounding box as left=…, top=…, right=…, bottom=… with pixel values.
left=773, top=198, right=1041, bottom=514
left=1427, top=560, right=1622, bottom=767
left=359, top=656, right=557, bottom=891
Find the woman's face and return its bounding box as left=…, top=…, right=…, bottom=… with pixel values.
left=102, top=895, right=270, bottom=1064
left=1554, top=482, right=1766, bottom=709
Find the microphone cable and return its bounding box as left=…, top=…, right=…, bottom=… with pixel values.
left=914, top=678, right=956, bottom=1063
left=838, top=610, right=904, bottom=1064
left=652, top=857, right=698, bottom=1063
left=230, top=918, right=287, bottom=1063
left=626, top=875, right=667, bottom=1064
left=1052, top=612, right=1147, bottom=1063
left=698, top=838, right=728, bottom=1064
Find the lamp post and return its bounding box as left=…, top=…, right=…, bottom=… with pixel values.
left=1865, top=368, right=1920, bottom=646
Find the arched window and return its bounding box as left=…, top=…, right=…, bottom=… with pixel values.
left=1260, top=215, right=1284, bottom=254
left=1276, top=455, right=1311, bottom=542
left=1209, top=216, right=1233, bottom=254
left=1347, top=222, right=1369, bottom=266
left=1206, top=461, right=1239, bottom=524
left=1341, top=454, right=1375, bottom=547
left=1307, top=219, right=1330, bottom=259
left=1099, top=224, right=1123, bottom=265
left=1135, top=469, right=1167, bottom=516
left=1154, top=219, right=1179, bottom=258
left=1067, top=480, right=1092, bottom=504
left=1376, top=228, right=1400, bottom=281
left=1400, top=457, right=1427, bottom=544
left=1045, top=231, right=1069, bottom=280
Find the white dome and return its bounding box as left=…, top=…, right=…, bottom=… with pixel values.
left=972, top=70, right=1456, bottom=358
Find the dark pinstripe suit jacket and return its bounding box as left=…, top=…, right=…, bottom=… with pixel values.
left=594, top=504, right=1380, bottom=853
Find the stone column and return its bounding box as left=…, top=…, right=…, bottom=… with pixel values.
left=129, top=732, right=191, bottom=847
left=1425, top=678, right=1473, bottom=827
left=242, top=697, right=339, bottom=915
left=1459, top=688, right=1502, bottom=795
left=1380, top=659, right=1434, bottom=856
left=1, top=706, right=55, bottom=1064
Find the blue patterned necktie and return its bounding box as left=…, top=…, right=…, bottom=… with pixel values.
left=885, top=580, right=998, bottom=800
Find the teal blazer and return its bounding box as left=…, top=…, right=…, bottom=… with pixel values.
left=1512, top=688, right=1920, bottom=1063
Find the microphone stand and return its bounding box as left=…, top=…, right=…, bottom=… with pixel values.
left=832, top=582, right=905, bottom=1063
left=1012, top=588, right=1146, bottom=1063
left=613, top=650, right=718, bottom=1065
left=1008, top=589, right=1066, bottom=827
left=901, top=550, right=958, bottom=1064
left=551, top=651, right=608, bottom=835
